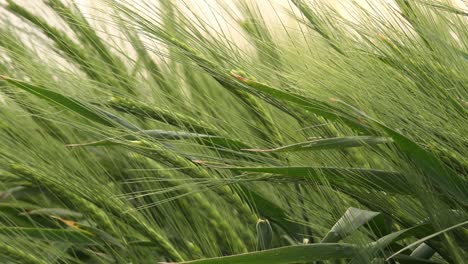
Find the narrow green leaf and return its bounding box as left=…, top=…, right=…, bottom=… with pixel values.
left=1, top=76, right=144, bottom=133
left=142, top=129, right=215, bottom=140
left=0, top=200, right=40, bottom=210
left=244, top=136, right=392, bottom=152
left=410, top=243, right=435, bottom=259
left=230, top=71, right=369, bottom=132
left=386, top=221, right=468, bottom=261
left=66, top=129, right=254, bottom=156
left=0, top=227, right=97, bottom=244
left=378, top=124, right=468, bottom=205
left=143, top=130, right=260, bottom=157
left=321, top=207, right=381, bottom=243
left=65, top=128, right=213, bottom=148
left=0, top=76, right=113, bottom=127
left=225, top=166, right=409, bottom=194
left=65, top=140, right=117, bottom=148
left=21, top=208, right=83, bottom=218
left=371, top=225, right=428, bottom=251
left=175, top=243, right=359, bottom=264
left=348, top=224, right=431, bottom=264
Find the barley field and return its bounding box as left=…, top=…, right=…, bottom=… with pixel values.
left=0, top=0, right=466, bottom=263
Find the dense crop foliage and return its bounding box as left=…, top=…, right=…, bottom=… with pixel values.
left=0, top=0, right=466, bottom=263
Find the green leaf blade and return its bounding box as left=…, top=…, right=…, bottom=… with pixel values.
left=322, top=207, right=381, bottom=243
left=0, top=227, right=97, bottom=245
left=244, top=136, right=392, bottom=152
left=176, top=243, right=359, bottom=264
left=1, top=76, right=112, bottom=125
left=225, top=166, right=409, bottom=194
